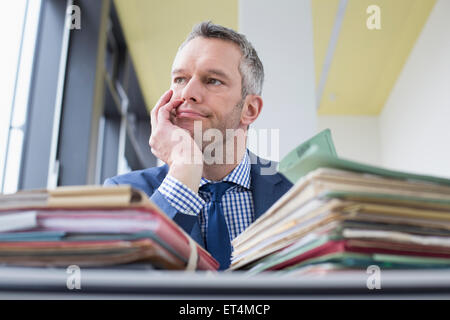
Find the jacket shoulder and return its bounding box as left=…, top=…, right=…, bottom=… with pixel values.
left=103, top=165, right=169, bottom=197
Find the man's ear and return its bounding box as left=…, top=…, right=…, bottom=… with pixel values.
left=241, top=95, right=263, bottom=127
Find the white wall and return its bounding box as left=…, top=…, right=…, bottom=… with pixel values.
left=239, top=0, right=317, bottom=161
left=380, top=0, right=450, bottom=178
left=318, top=115, right=381, bottom=166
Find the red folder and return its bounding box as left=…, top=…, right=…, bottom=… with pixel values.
left=268, top=239, right=450, bottom=271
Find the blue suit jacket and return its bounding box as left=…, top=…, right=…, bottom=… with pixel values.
left=104, top=153, right=293, bottom=248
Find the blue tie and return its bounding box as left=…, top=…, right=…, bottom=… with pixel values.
left=200, top=181, right=235, bottom=270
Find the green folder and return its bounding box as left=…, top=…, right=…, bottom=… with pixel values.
left=0, top=231, right=66, bottom=242
left=278, top=129, right=337, bottom=182
left=278, top=129, right=450, bottom=187
left=281, top=252, right=450, bottom=273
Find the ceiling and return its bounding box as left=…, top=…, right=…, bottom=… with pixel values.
left=114, top=0, right=436, bottom=116
left=314, top=0, right=436, bottom=115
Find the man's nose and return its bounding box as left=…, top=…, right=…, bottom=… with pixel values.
left=180, top=77, right=203, bottom=103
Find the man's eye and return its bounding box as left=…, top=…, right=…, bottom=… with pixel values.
left=207, top=78, right=223, bottom=86
left=174, top=77, right=186, bottom=84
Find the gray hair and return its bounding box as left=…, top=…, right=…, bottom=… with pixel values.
left=178, top=21, right=264, bottom=99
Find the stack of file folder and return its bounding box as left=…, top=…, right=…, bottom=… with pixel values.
left=230, top=130, right=450, bottom=275
left=0, top=186, right=219, bottom=271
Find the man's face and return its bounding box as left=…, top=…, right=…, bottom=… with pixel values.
left=169, top=37, right=245, bottom=142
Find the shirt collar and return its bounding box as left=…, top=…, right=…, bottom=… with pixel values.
left=199, top=150, right=251, bottom=190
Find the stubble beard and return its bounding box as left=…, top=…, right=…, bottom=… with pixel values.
left=176, top=98, right=246, bottom=165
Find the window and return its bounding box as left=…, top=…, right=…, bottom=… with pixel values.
left=2, top=1, right=154, bottom=190
left=0, top=0, right=41, bottom=194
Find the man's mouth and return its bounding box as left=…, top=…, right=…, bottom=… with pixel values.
left=176, top=109, right=208, bottom=119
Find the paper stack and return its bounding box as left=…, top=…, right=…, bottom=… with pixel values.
left=0, top=185, right=219, bottom=271
left=230, top=130, right=450, bottom=275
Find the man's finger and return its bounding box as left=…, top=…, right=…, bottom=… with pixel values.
left=158, top=98, right=184, bottom=124
left=156, top=89, right=173, bottom=109
left=151, top=89, right=173, bottom=131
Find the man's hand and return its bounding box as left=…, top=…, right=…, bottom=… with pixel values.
left=149, top=89, right=203, bottom=192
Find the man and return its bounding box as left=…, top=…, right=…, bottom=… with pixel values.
left=105, top=21, right=292, bottom=269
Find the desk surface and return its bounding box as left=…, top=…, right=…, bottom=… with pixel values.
left=0, top=266, right=449, bottom=299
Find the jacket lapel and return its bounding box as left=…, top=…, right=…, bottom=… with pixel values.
left=249, top=153, right=282, bottom=219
